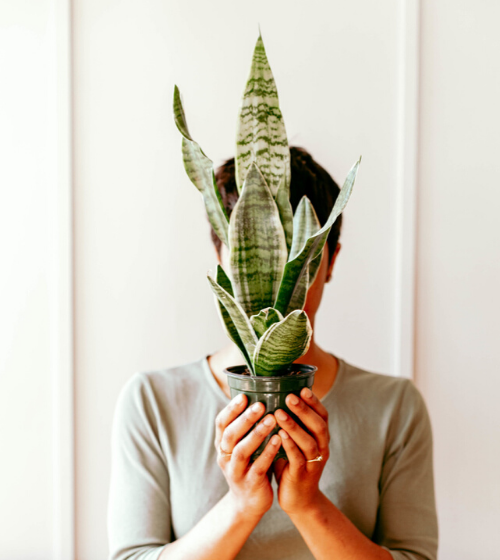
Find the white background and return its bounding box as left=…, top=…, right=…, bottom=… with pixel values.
left=0, top=1, right=499, bottom=559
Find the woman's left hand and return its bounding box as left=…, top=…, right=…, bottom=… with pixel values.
left=273, top=387, right=330, bottom=515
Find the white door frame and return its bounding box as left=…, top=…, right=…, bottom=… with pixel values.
left=48, top=0, right=75, bottom=558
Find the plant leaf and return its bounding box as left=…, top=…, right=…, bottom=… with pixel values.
left=290, top=196, right=323, bottom=288
left=290, top=196, right=322, bottom=260
left=275, top=175, right=294, bottom=254
left=207, top=274, right=258, bottom=374
left=215, top=266, right=253, bottom=370
left=252, top=310, right=312, bottom=376
left=286, top=266, right=309, bottom=314
left=235, top=34, right=290, bottom=198
left=275, top=157, right=361, bottom=315
left=173, top=86, right=229, bottom=245
left=250, top=307, right=284, bottom=339
left=229, top=162, right=287, bottom=316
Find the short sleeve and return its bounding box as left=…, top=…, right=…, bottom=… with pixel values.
left=107, top=373, right=171, bottom=560
left=372, top=379, right=438, bottom=560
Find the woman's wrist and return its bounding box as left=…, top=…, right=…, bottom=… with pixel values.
left=224, top=490, right=267, bottom=526
left=284, top=489, right=328, bottom=520
left=281, top=487, right=325, bottom=518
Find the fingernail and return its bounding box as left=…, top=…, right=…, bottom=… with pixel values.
left=303, top=388, right=312, bottom=398
left=270, top=435, right=280, bottom=445
left=251, top=402, right=262, bottom=412
left=289, top=394, right=299, bottom=406
left=280, top=430, right=289, bottom=439
left=276, top=409, right=288, bottom=421
left=234, top=394, right=244, bottom=403
left=263, top=415, right=274, bottom=427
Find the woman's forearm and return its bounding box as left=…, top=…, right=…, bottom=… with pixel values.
left=287, top=491, right=392, bottom=560
left=158, top=491, right=261, bottom=560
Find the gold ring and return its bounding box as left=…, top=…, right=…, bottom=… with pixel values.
left=218, top=445, right=232, bottom=458
left=306, top=454, right=323, bottom=463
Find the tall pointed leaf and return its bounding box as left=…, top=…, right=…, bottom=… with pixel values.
left=290, top=196, right=322, bottom=260
left=250, top=307, right=283, bottom=339
left=290, top=196, right=323, bottom=288
left=286, top=267, right=309, bottom=314
left=207, top=275, right=258, bottom=373
left=215, top=265, right=253, bottom=370
left=173, top=86, right=229, bottom=245
left=275, top=157, right=361, bottom=315
left=253, top=310, right=312, bottom=376
left=275, top=175, right=294, bottom=254
left=235, top=34, right=290, bottom=198
left=229, top=162, right=287, bottom=316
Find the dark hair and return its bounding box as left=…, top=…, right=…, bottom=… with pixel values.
left=211, top=146, right=343, bottom=261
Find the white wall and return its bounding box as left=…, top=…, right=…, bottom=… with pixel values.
left=0, top=2, right=54, bottom=559
left=416, top=1, right=500, bottom=558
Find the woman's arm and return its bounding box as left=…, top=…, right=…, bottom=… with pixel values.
left=157, top=491, right=260, bottom=560
left=286, top=493, right=391, bottom=560
left=108, top=373, right=281, bottom=560
left=274, top=384, right=437, bottom=560
left=273, top=388, right=391, bottom=560
left=158, top=394, right=282, bottom=560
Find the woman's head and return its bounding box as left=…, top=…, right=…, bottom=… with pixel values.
left=211, top=147, right=342, bottom=263
left=211, top=146, right=343, bottom=323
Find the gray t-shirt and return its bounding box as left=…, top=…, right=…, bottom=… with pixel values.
left=107, top=356, right=438, bottom=560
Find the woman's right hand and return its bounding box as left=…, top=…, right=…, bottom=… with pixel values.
left=215, top=394, right=281, bottom=520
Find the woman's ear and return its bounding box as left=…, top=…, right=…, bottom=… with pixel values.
left=326, top=243, right=341, bottom=283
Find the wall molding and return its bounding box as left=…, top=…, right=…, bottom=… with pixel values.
left=393, top=0, right=420, bottom=379
left=48, top=0, right=75, bottom=558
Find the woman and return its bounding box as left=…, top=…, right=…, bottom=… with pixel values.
left=107, top=148, right=438, bottom=560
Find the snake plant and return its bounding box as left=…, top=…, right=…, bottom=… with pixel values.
left=174, top=33, right=361, bottom=376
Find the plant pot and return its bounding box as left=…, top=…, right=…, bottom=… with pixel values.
left=224, top=364, right=317, bottom=461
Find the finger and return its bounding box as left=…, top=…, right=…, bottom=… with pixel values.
left=275, top=408, right=320, bottom=460
left=220, top=401, right=266, bottom=454
left=230, top=415, right=277, bottom=478
left=300, top=387, right=329, bottom=422
left=248, top=434, right=282, bottom=481
left=285, top=393, right=329, bottom=451
left=214, top=393, right=248, bottom=448
left=279, top=429, right=306, bottom=477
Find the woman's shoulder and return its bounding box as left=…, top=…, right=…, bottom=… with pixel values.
left=334, top=358, right=429, bottom=426
left=113, top=356, right=218, bottom=425
left=339, top=358, right=419, bottom=400
left=137, top=355, right=209, bottom=389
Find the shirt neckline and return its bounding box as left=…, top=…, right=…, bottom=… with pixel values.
left=200, top=353, right=346, bottom=405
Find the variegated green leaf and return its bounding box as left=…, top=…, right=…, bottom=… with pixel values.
left=290, top=196, right=323, bottom=288
left=286, top=266, right=309, bottom=314
left=275, top=157, right=361, bottom=315
left=215, top=265, right=253, bottom=371
left=173, top=84, right=193, bottom=140
left=229, top=162, right=287, bottom=316
left=275, top=175, right=294, bottom=254
left=290, top=196, right=322, bottom=260
left=173, top=86, right=229, bottom=245
left=207, top=275, right=258, bottom=374
left=253, top=310, right=312, bottom=376
left=235, top=34, right=290, bottom=198
left=249, top=307, right=284, bottom=339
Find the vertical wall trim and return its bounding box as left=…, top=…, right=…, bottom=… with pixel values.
left=393, top=0, right=420, bottom=379
left=49, top=0, right=75, bottom=558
